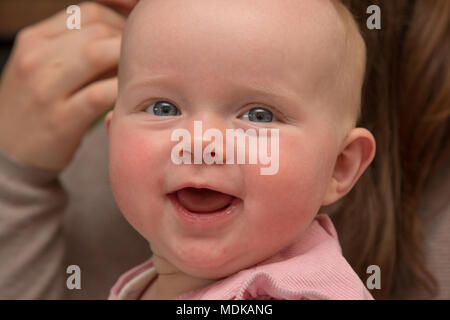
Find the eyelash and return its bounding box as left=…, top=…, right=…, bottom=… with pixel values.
left=139, top=99, right=289, bottom=122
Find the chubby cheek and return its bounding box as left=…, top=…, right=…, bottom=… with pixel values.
left=108, top=119, right=169, bottom=239
left=242, top=130, right=336, bottom=254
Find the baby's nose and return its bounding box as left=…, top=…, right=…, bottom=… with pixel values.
left=185, top=118, right=227, bottom=165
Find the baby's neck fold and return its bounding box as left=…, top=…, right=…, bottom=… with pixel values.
left=142, top=253, right=216, bottom=300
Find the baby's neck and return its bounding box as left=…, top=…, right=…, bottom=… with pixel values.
left=140, top=254, right=216, bottom=300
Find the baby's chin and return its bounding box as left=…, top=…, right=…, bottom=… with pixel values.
left=160, top=244, right=262, bottom=280
left=161, top=238, right=295, bottom=281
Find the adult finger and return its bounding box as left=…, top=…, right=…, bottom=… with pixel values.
left=43, top=33, right=122, bottom=97
left=96, top=0, right=139, bottom=15
left=32, top=2, right=126, bottom=38
left=68, top=77, right=118, bottom=129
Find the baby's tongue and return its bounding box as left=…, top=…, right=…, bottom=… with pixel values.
left=176, top=187, right=233, bottom=213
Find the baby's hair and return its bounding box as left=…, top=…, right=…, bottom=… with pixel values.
left=330, top=0, right=366, bottom=125
left=312, top=0, right=368, bottom=143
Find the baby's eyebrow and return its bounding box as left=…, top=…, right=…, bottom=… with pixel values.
left=124, top=74, right=304, bottom=109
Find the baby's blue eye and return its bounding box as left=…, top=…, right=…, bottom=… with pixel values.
left=146, top=101, right=180, bottom=116
left=241, top=107, right=274, bottom=122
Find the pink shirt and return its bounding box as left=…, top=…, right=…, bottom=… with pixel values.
left=108, top=214, right=374, bottom=300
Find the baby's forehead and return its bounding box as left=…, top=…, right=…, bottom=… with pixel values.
left=121, top=0, right=349, bottom=74
left=119, top=0, right=364, bottom=129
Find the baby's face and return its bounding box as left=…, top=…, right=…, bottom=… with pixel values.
left=107, top=0, right=362, bottom=279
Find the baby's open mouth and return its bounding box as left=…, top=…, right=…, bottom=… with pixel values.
left=174, top=187, right=235, bottom=213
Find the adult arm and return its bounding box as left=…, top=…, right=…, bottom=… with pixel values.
left=0, top=150, right=68, bottom=299
left=0, top=1, right=134, bottom=298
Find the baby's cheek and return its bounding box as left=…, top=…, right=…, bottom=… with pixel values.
left=109, top=124, right=170, bottom=235
left=244, top=134, right=332, bottom=240
left=280, top=134, right=335, bottom=203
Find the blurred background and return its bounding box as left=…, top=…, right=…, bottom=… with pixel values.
left=0, top=0, right=82, bottom=71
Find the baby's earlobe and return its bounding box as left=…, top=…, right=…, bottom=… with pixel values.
left=321, top=178, right=339, bottom=206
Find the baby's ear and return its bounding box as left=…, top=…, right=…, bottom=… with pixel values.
left=104, top=110, right=114, bottom=138
left=322, top=128, right=376, bottom=206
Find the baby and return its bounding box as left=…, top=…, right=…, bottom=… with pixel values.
left=105, top=0, right=376, bottom=300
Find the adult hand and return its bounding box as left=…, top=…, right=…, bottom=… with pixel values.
left=96, top=0, right=139, bottom=16
left=0, top=2, right=136, bottom=171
